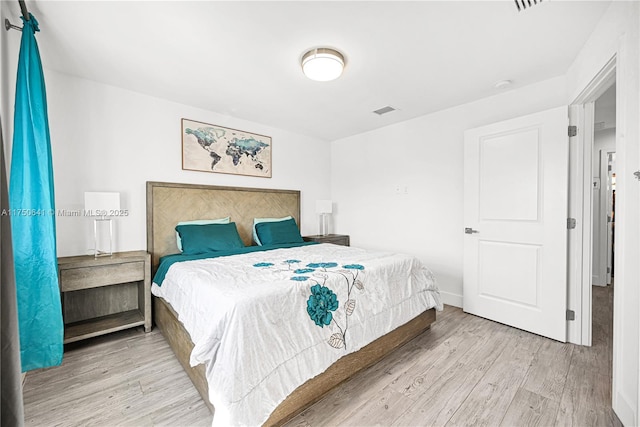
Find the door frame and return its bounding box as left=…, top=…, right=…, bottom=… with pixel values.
left=567, top=55, right=616, bottom=347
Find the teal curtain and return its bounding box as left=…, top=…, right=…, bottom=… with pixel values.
left=9, top=14, right=63, bottom=371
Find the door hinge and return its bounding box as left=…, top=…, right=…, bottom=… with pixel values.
left=568, top=125, right=577, bottom=137
left=567, top=218, right=577, bottom=229
left=566, top=310, right=575, bottom=321
left=607, top=267, right=611, bottom=274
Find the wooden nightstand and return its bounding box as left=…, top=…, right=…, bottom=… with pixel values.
left=303, top=234, right=350, bottom=246
left=58, top=250, right=151, bottom=344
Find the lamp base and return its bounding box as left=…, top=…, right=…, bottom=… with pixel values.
left=93, top=218, right=113, bottom=258
left=319, top=213, right=330, bottom=237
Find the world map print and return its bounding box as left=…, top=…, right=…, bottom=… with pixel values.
left=182, top=119, right=272, bottom=178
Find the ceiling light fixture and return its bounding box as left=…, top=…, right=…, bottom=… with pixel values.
left=301, top=48, right=345, bottom=82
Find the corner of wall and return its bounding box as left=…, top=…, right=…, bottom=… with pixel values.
left=439, top=291, right=463, bottom=308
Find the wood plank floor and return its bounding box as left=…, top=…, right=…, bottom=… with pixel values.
left=23, top=286, right=620, bottom=426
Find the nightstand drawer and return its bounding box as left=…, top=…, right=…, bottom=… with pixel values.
left=303, top=234, right=350, bottom=246
left=60, top=261, right=144, bottom=292
left=320, top=236, right=350, bottom=246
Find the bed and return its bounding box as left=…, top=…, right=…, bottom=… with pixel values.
left=146, top=181, right=441, bottom=426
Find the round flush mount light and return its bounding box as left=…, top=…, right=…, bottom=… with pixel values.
left=301, top=48, right=345, bottom=82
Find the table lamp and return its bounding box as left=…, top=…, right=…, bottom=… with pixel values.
left=84, top=192, right=120, bottom=257
left=316, top=200, right=333, bottom=236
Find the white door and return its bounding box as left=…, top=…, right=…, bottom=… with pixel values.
left=463, top=106, right=569, bottom=342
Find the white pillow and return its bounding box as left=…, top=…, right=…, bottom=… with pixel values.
left=253, top=216, right=293, bottom=245
left=176, top=217, right=230, bottom=251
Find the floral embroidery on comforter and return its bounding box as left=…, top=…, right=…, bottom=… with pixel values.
left=254, top=260, right=366, bottom=350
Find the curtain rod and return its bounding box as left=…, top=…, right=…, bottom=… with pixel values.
left=4, top=0, right=30, bottom=32
left=19, top=0, right=29, bottom=21
left=4, top=19, right=22, bottom=32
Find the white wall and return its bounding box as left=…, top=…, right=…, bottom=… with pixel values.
left=331, top=76, right=567, bottom=307
left=0, top=0, right=331, bottom=256
left=566, top=2, right=640, bottom=425
left=5, top=68, right=331, bottom=257
left=49, top=71, right=332, bottom=256
left=596, top=104, right=616, bottom=131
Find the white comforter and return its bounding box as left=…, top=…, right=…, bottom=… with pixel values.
left=152, top=243, right=442, bottom=426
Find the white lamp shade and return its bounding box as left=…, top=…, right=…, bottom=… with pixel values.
left=84, top=192, right=120, bottom=216
left=316, top=200, right=333, bottom=214
left=302, top=48, right=344, bottom=82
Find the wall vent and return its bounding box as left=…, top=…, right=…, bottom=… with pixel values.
left=594, top=121, right=606, bottom=131
left=514, top=0, right=543, bottom=12
left=373, top=106, right=396, bottom=115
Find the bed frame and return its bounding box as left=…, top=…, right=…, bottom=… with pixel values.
left=146, top=181, right=436, bottom=426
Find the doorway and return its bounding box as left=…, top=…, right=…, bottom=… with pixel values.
left=589, top=82, right=616, bottom=389
left=592, top=84, right=616, bottom=290
left=567, top=55, right=615, bottom=348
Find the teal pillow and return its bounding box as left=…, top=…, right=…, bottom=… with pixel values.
left=253, top=216, right=292, bottom=245
left=175, top=217, right=230, bottom=251
left=255, top=218, right=304, bottom=245
left=175, top=222, right=245, bottom=255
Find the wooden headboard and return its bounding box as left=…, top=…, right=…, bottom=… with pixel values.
left=146, top=181, right=300, bottom=271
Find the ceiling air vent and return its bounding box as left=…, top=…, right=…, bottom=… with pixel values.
left=514, top=0, right=543, bottom=12
left=373, top=106, right=396, bottom=116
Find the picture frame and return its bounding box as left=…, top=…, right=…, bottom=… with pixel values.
left=181, top=118, right=272, bottom=178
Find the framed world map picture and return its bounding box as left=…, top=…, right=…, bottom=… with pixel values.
left=181, top=118, right=272, bottom=178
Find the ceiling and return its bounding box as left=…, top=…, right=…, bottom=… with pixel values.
left=8, top=1, right=611, bottom=141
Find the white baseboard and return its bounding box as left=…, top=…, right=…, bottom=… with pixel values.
left=613, top=390, right=637, bottom=427
left=439, top=291, right=463, bottom=308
